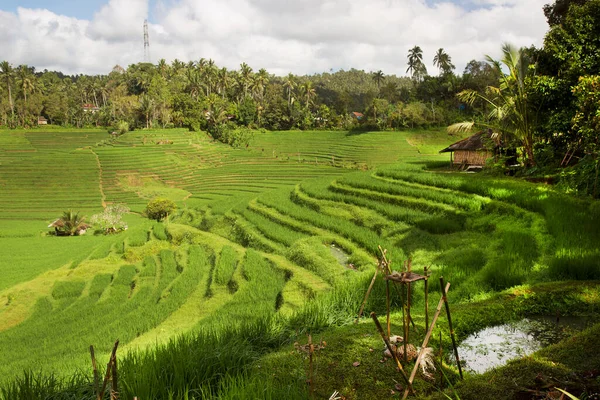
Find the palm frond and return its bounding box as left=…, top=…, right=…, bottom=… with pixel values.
left=447, top=121, right=474, bottom=134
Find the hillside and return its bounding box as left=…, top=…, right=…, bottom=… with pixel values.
left=0, top=128, right=598, bottom=399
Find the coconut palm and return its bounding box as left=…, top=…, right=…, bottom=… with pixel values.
left=0, top=61, right=15, bottom=119
left=406, top=46, right=427, bottom=82
left=449, top=43, right=536, bottom=166
left=49, top=211, right=91, bottom=236
left=433, top=48, right=455, bottom=75
left=239, top=62, right=253, bottom=99
left=372, top=70, right=385, bottom=91
left=301, top=81, right=316, bottom=110
left=216, top=67, right=230, bottom=99
left=283, top=73, right=296, bottom=109
left=139, top=94, right=154, bottom=128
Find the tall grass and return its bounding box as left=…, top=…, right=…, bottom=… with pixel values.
left=214, top=246, right=239, bottom=285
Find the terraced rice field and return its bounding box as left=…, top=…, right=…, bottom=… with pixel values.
left=1, top=128, right=597, bottom=385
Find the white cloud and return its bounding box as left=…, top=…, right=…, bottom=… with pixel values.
left=0, top=0, right=549, bottom=76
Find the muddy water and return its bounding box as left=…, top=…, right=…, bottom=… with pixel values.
left=458, top=316, right=593, bottom=374
left=329, top=243, right=350, bottom=266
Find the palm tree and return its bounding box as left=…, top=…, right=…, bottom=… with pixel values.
left=49, top=211, right=91, bottom=236
left=139, top=94, right=154, bottom=128
left=239, top=62, right=253, bottom=99
left=216, top=67, right=230, bottom=99
left=157, top=58, right=168, bottom=78
left=253, top=68, right=269, bottom=104
left=0, top=61, right=15, bottom=120
left=302, top=81, right=316, bottom=110
left=372, top=70, right=385, bottom=92
left=283, top=73, right=296, bottom=109
left=186, top=69, right=203, bottom=99
left=406, top=46, right=427, bottom=82
left=433, top=48, right=455, bottom=75
left=449, top=44, right=536, bottom=166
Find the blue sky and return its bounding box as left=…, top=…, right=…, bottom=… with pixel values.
left=2, top=0, right=108, bottom=19
left=0, top=0, right=549, bottom=76
left=1, top=0, right=159, bottom=21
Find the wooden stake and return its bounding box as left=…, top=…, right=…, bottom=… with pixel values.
left=403, top=283, right=408, bottom=363
left=90, top=345, right=100, bottom=400
left=424, top=266, right=429, bottom=334
left=111, top=354, right=119, bottom=400
left=440, top=277, right=463, bottom=380
left=386, top=278, right=391, bottom=338
left=308, top=335, right=314, bottom=398
left=439, top=331, right=443, bottom=387
left=356, top=267, right=379, bottom=323
left=370, top=312, right=414, bottom=394
left=401, top=282, right=450, bottom=400
left=99, top=340, right=120, bottom=400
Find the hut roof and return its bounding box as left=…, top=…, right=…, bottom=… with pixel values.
left=439, top=129, right=499, bottom=153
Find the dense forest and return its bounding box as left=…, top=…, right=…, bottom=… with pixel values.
left=0, top=0, right=599, bottom=198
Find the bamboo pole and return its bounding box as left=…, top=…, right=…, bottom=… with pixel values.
left=111, top=354, right=119, bottom=400
left=370, top=312, right=414, bottom=394
left=402, top=283, right=408, bottom=363
left=386, top=278, right=391, bottom=337
left=99, top=340, right=119, bottom=399
left=401, top=282, right=450, bottom=400
left=356, top=267, right=379, bottom=323
left=308, top=334, right=314, bottom=398
left=440, top=277, right=463, bottom=380
left=424, top=266, right=429, bottom=334
left=90, top=345, right=100, bottom=400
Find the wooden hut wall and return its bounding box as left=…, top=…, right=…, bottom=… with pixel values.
left=453, top=150, right=493, bottom=166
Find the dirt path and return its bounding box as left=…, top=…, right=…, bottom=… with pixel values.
left=89, top=148, right=107, bottom=208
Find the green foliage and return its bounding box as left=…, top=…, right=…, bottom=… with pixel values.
left=152, top=222, right=169, bottom=240
left=286, top=237, right=344, bottom=285
left=90, top=204, right=129, bottom=234
left=145, top=198, right=176, bottom=221
left=214, top=246, right=238, bottom=285
left=51, top=280, right=86, bottom=300
left=49, top=211, right=91, bottom=236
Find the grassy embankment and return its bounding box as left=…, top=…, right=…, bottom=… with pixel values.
left=0, top=128, right=598, bottom=399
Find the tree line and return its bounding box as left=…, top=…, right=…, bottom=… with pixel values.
left=0, top=0, right=599, bottom=197
left=0, top=46, right=496, bottom=133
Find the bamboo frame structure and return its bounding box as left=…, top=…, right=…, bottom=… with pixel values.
left=401, top=282, right=450, bottom=400
left=371, top=312, right=414, bottom=394
left=440, top=277, right=463, bottom=380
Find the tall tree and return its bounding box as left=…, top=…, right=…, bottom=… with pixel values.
left=406, top=46, right=427, bottom=82
left=239, top=62, right=253, bottom=99
left=0, top=61, right=15, bottom=120
left=450, top=44, right=537, bottom=165
left=433, top=48, right=455, bottom=75
left=372, top=70, right=385, bottom=92
left=283, top=73, right=296, bottom=109
left=301, top=81, right=316, bottom=110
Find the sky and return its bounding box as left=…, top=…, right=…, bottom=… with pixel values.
left=0, top=0, right=550, bottom=77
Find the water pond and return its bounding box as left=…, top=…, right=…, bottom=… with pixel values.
left=458, top=316, right=593, bottom=374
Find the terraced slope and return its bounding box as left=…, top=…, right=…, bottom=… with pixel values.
left=6, top=127, right=592, bottom=384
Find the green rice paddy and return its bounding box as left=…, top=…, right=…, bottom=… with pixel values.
left=0, top=128, right=598, bottom=399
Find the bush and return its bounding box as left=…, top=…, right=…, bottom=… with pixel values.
left=90, top=204, right=129, bottom=234
left=145, top=198, right=176, bottom=221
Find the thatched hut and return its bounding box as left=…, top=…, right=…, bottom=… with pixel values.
left=439, top=129, right=500, bottom=168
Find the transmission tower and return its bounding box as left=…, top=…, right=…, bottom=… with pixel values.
left=143, top=19, right=151, bottom=63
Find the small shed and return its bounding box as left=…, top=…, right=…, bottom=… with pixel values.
left=439, top=129, right=500, bottom=168
left=37, top=116, right=48, bottom=125
left=351, top=112, right=364, bottom=121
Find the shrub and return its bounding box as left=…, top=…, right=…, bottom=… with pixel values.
left=145, top=198, right=176, bottom=221
left=90, top=204, right=129, bottom=234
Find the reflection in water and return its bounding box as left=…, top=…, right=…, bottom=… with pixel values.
left=458, top=317, right=592, bottom=374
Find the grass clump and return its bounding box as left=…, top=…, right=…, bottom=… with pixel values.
left=51, top=281, right=86, bottom=300
left=214, top=245, right=238, bottom=285
left=286, top=237, right=346, bottom=286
